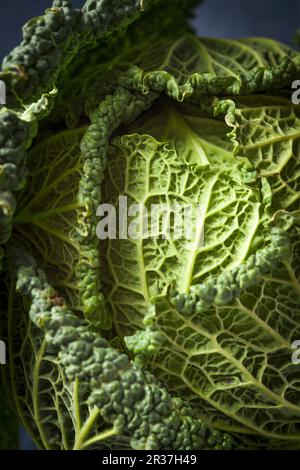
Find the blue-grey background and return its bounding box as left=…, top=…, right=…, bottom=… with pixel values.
left=1, top=0, right=300, bottom=61
left=1, top=0, right=300, bottom=451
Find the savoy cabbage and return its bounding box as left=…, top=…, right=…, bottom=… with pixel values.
left=0, top=0, right=300, bottom=450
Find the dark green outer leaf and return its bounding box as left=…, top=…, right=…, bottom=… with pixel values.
left=0, top=0, right=199, bottom=107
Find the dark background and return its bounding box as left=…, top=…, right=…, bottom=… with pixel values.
left=0, top=0, right=300, bottom=451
